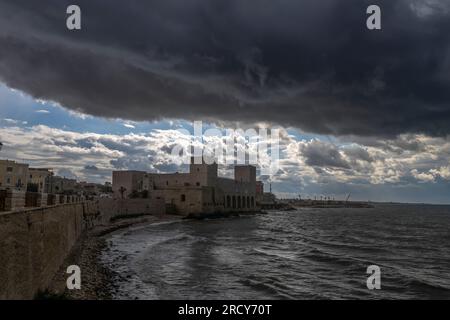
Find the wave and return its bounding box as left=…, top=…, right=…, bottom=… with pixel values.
left=238, top=276, right=298, bottom=300
left=123, top=218, right=185, bottom=234
left=101, top=205, right=450, bottom=299
left=252, top=248, right=298, bottom=261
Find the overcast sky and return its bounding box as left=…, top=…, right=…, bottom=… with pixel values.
left=0, top=0, right=450, bottom=203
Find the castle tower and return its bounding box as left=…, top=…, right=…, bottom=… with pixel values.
left=189, top=156, right=218, bottom=186
left=234, top=165, right=256, bottom=184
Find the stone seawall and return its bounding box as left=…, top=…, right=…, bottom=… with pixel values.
left=97, top=198, right=166, bottom=224
left=0, top=203, right=88, bottom=299
left=0, top=198, right=165, bottom=300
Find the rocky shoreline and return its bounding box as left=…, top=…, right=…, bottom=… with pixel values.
left=44, top=214, right=180, bottom=300
left=43, top=211, right=266, bottom=300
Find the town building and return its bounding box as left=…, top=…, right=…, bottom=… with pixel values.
left=77, top=181, right=108, bottom=197
left=112, top=170, right=146, bottom=199
left=0, top=159, right=29, bottom=191
left=28, top=168, right=53, bottom=193
left=112, top=157, right=260, bottom=216
left=46, top=175, right=78, bottom=194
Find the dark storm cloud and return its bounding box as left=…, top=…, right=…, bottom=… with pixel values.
left=301, top=140, right=351, bottom=169
left=1, top=0, right=450, bottom=137
left=342, top=146, right=373, bottom=163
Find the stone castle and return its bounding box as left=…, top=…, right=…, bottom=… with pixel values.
left=113, top=157, right=260, bottom=216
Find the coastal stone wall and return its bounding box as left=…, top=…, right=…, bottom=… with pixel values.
left=0, top=197, right=165, bottom=300
left=3, top=190, right=26, bottom=211
left=0, top=203, right=86, bottom=299
left=97, top=197, right=166, bottom=223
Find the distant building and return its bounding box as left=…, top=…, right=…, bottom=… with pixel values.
left=256, top=180, right=264, bottom=205
left=256, top=181, right=264, bottom=194
left=100, top=181, right=113, bottom=195
left=28, top=168, right=53, bottom=193
left=77, top=181, right=104, bottom=196
left=112, top=170, right=146, bottom=199
left=0, top=159, right=29, bottom=191
left=261, top=192, right=277, bottom=206
left=112, top=157, right=259, bottom=215
left=47, top=176, right=78, bottom=194
left=1, top=158, right=110, bottom=198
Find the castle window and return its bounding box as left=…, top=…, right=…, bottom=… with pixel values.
left=181, top=194, right=186, bottom=202
left=196, top=182, right=200, bottom=186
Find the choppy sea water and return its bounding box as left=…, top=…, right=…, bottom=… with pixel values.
left=101, top=204, right=450, bottom=299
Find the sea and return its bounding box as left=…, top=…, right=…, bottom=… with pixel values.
left=101, top=204, right=450, bottom=299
